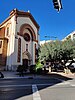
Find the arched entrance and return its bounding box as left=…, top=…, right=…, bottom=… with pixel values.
left=23, top=59, right=28, bottom=67
left=19, top=23, right=36, bottom=71
left=22, top=51, right=32, bottom=71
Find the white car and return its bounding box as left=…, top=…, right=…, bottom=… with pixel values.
left=71, top=63, right=75, bottom=68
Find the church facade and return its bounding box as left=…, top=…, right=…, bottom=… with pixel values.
left=0, top=9, right=40, bottom=71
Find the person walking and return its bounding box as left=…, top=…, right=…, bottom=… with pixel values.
left=0, top=72, right=4, bottom=78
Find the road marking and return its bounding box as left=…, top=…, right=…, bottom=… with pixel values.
left=1, top=82, right=75, bottom=88
left=0, top=83, right=53, bottom=88
left=16, top=96, right=26, bottom=100
left=0, top=84, right=32, bottom=88
left=32, top=84, right=41, bottom=100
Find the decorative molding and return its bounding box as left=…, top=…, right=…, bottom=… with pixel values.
left=20, top=24, right=36, bottom=41
left=0, top=27, right=5, bottom=38
left=17, top=38, right=21, bottom=62
left=5, top=23, right=11, bottom=27
left=34, top=40, right=38, bottom=43
left=0, top=9, right=40, bottom=30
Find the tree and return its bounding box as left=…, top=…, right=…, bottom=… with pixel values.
left=39, top=39, right=75, bottom=67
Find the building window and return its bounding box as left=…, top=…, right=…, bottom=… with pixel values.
left=0, top=41, right=2, bottom=48
left=26, top=44, right=28, bottom=51
left=35, top=44, right=37, bottom=62
left=17, top=38, right=21, bottom=62
left=24, top=33, right=30, bottom=42
left=6, top=27, right=9, bottom=36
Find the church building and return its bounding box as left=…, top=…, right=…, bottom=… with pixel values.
left=0, top=9, right=40, bottom=71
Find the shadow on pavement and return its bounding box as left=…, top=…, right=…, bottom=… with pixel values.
left=0, top=73, right=73, bottom=100
left=42, top=73, right=73, bottom=81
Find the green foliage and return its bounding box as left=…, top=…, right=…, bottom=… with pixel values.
left=35, top=59, right=43, bottom=70
left=39, top=39, right=75, bottom=64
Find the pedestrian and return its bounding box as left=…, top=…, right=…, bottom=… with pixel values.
left=0, top=72, right=4, bottom=78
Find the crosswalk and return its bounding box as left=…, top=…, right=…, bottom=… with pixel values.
left=0, top=81, right=75, bottom=100
left=32, top=85, right=41, bottom=100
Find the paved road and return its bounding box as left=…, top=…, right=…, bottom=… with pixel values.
left=0, top=77, right=75, bottom=100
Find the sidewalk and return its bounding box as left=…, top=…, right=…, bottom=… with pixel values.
left=1, top=71, right=35, bottom=79
left=0, top=71, right=75, bottom=79
left=1, top=71, right=53, bottom=79
left=56, top=72, right=75, bottom=79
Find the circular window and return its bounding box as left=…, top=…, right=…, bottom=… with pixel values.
left=24, top=33, right=30, bottom=42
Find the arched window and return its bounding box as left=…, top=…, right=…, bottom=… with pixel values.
left=6, top=27, right=9, bottom=36
left=26, top=44, right=28, bottom=51
left=17, top=38, right=21, bottom=62
left=24, top=33, right=30, bottom=42
left=0, top=41, right=2, bottom=48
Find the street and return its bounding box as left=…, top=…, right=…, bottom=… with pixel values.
left=0, top=76, right=75, bottom=100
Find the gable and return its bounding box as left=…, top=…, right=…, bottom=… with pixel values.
left=0, top=9, right=40, bottom=30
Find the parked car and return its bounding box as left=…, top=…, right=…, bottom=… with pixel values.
left=51, top=64, right=64, bottom=72
left=68, top=63, right=75, bottom=73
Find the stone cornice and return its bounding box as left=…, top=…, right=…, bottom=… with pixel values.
left=0, top=9, right=40, bottom=30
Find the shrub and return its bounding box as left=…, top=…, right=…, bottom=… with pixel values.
left=29, top=65, right=36, bottom=74
left=17, top=65, right=27, bottom=72
left=36, top=68, right=42, bottom=74
left=35, top=59, right=43, bottom=70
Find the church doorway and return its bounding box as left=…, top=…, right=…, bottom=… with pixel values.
left=23, top=59, right=28, bottom=71
left=23, top=59, right=28, bottom=66
left=22, top=51, right=32, bottom=72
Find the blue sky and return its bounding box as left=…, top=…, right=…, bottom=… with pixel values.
left=0, top=0, right=75, bottom=41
